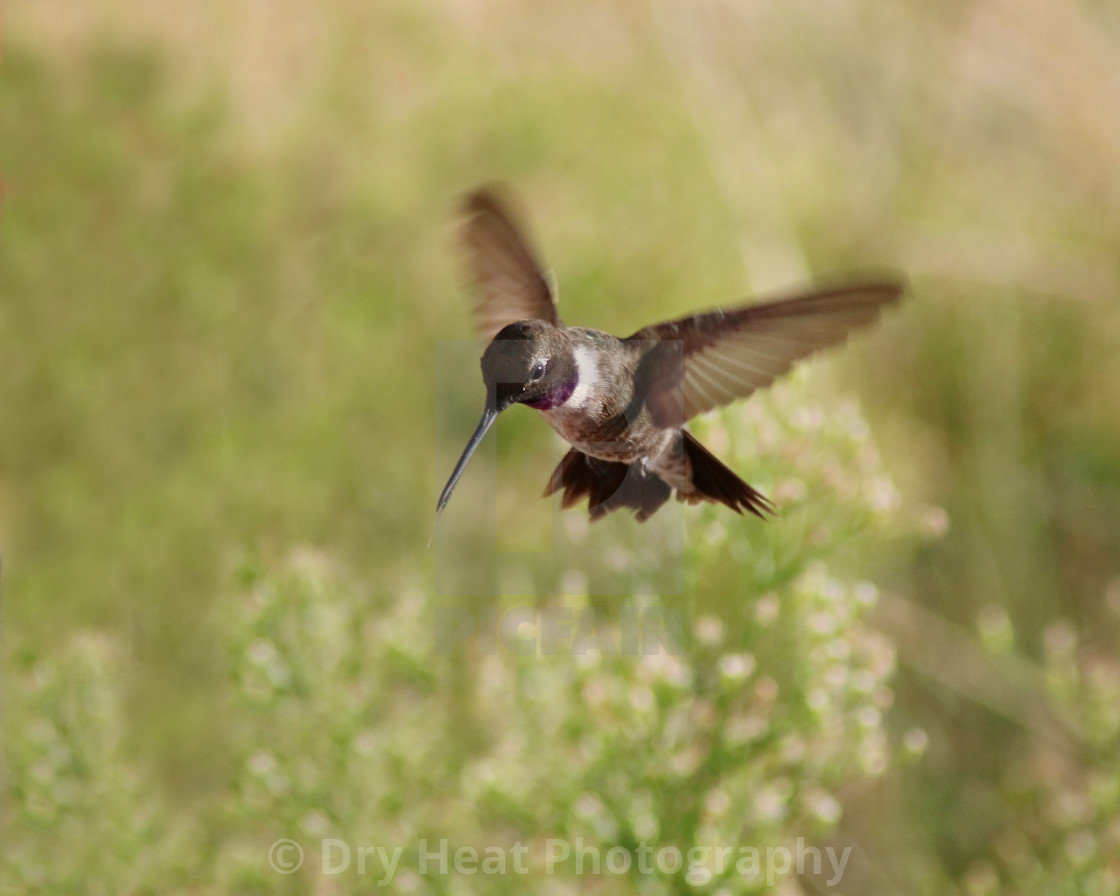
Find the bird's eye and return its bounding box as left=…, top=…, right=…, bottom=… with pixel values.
left=529, top=360, right=546, bottom=382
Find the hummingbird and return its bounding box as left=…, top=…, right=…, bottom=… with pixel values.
left=436, top=186, right=904, bottom=523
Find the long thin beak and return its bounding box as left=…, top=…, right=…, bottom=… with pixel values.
left=436, top=405, right=499, bottom=517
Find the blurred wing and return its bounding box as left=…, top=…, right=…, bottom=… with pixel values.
left=459, top=187, right=560, bottom=340
left=632, top=280, right=905, bottom=428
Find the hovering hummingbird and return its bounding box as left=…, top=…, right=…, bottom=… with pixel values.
left=436, top=187, right=904, bottom=523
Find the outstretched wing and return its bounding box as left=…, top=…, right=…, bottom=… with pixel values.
left=459, top=186, right=560, bottom=341
left=632, top=280, right=905, bottom=428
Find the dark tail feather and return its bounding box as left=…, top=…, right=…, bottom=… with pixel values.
left=680, top=430, right=775, bottom=519
left=545, top=449, right=671, bottom=522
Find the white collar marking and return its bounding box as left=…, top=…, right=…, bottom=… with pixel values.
left=566, top=345, right=600, bottom=408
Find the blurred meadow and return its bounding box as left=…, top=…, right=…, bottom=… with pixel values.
left=3, top=1, right=1120, bottom=893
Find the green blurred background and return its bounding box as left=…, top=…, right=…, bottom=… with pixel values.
left=3, top=1, right=1119, bottom=893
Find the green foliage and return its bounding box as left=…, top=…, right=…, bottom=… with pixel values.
left=2, top=637, right=197, bottom=895
left=5, top=375, right=908, bottom=893
left=3, top=3, right=1120, bottom=894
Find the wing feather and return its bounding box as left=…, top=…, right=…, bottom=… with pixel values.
left=633, top=280, right=905, bottom=427
left=459, top=187, right=560, bottom=340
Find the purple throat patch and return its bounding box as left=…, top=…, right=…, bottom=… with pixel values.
left=527, top=380, right=576, bottom=410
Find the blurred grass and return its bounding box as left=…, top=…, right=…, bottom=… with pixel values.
left=3, top=1, right=1120, bottom=893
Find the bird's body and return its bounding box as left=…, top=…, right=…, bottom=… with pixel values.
left=535, top=328, right=650, bottom=458
left=532, top=328, right=726, bottom=514
left=436, top=187, right=905, bottom=523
